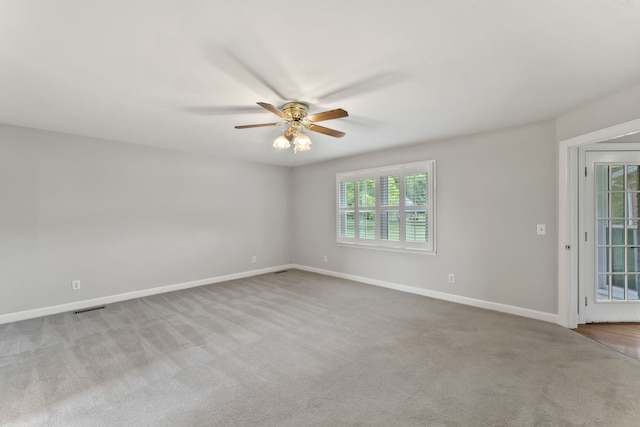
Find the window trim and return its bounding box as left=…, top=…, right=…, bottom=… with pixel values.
left=336, top=160, right=436, bottom=254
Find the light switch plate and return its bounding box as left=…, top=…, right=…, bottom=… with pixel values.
left=537, top=224, right=546, bottom=235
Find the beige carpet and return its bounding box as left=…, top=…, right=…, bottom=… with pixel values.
left=1, top=269, right=639, bottom=426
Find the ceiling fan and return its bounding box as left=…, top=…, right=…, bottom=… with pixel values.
left=235, top=101, right=349, bottom=152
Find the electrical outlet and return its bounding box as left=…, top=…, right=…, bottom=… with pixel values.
left=323, top=255, right=328, bottom=263
left=71, top=280, right=81, bottom=291
left=448, top=274, right=455, bottom=284
left=251, top=256, right=257, bottom=263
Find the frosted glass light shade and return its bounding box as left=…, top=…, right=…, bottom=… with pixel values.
left=273, top=135, right=290, bottom=150
left=293, top=132, right=311, bottom=153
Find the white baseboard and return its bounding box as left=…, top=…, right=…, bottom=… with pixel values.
left=292, top=264, right=559, bottom=325
left=0, top=264, right=294, bottom=325
left=1, top=263, right=558, bottom=326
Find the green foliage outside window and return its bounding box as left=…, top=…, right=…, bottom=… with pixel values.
left=358, top=178, right=376, bottom=207
left=406, top=172, right=427, bottom=205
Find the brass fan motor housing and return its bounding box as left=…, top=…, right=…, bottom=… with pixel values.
left=281, top=102, right=309, bottom=121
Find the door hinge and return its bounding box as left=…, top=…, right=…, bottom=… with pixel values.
left=585, top=231, right=587, bottom=242
left=585, top=296, right=588, bottom=307
left=585, top=166, right=588, bottom=177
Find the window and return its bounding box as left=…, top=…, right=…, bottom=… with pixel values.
left=337, top=160, right=436, bottom=253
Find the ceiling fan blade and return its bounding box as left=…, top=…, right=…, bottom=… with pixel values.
left=257, top=102, right=287, bottom=119
left=307, top=108, right=349, bottom=122
left=222, top=48, right=288, bottom=99
left=307, top=123, right=346, bottom=138
left=235, top=122, right=282, bottom=129
left=315, top=71, right=406, bottom=103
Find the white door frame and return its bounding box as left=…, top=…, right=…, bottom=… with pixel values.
left=558, top=118, right=640, bottom=328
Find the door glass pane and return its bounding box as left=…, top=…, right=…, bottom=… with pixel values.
left=611, top=220, right=625, bottom=245
left=611, top=193, right=625, bottom=218
left=630, top=218, right=639, bottom=230
left=596, top=220, right=609, bottom=245
left=627, top=226, right=639, bottom=246
left=612, top=166, right=625, bottom=191
left=612, top=247, right=625, bottom=272
left=630, top=192, right=640, bottom=219
left=627, top=166, right=640, bottom=191
left=628, top=247, right=640, bottom=273
left=628, top=275, right=640, bottom=300
left=596, top=192, right=608, bottom=218
left=597, top=247, right=609, bottom=275
left=596, top=165, right=609, bottom=191
left=597, top=274, right=610, bottom=301
left=612, top=274, right=625, bottom=300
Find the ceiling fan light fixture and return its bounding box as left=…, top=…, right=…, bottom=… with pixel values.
left=273, top=134, right=290, bottom=150
left=234, top=101, right=348, bottom=154
left=293, top=131, right=311, bottom=153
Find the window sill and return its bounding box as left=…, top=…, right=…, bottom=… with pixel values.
left=337, top=242, right=436, bottom=256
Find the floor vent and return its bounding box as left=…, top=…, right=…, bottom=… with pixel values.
left=274, top=270, right=288, bottom=274
left=73, top=305, right=106, bottom=314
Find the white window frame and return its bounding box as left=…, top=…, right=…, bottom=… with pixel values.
left=336, top=160, right=436, bottom=254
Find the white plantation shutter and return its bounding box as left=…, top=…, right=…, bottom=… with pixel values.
left=338, top=178, right=356, bottom=239
left=336, top=160, right=436, bottom=253
left=379, top=174, right=400, bottom=242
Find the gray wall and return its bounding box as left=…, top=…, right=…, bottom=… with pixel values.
left=0, top=124, right=292, bottom=316
left=6, top=79, right=640, bottom=321
left=291, top=120, right=558, bottom=314
left=557, top=83, right=640, bottom=141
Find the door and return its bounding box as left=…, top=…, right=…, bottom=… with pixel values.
left=582, top=151, right=640, bottom=322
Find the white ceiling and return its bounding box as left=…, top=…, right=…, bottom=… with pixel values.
left=2, top=1, right=640, bottom=167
